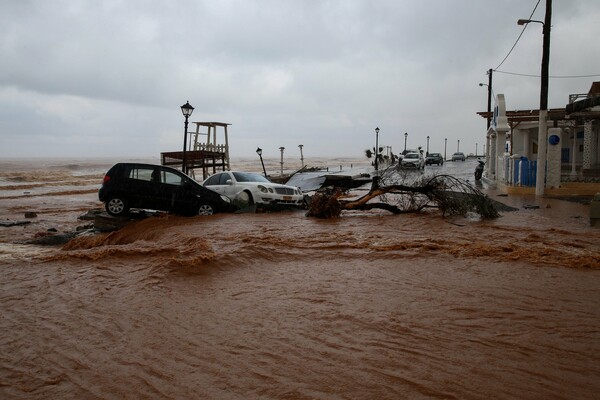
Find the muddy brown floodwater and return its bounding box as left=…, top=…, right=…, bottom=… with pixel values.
left=1, top=159, right=600, bottom=399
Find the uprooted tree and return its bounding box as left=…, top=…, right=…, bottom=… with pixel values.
left=306, top=166, right=499, bottom=219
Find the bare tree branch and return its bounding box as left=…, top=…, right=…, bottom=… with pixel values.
left=307, top=167, right=499, bottom=219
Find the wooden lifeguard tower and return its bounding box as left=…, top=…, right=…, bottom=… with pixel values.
left=161, top=122, right=231, bottom=181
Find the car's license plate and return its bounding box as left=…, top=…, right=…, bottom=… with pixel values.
left=283, top=195, right=292, bottom=201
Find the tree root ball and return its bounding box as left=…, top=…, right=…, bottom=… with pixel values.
left=306, top=192, right=342, bottom=219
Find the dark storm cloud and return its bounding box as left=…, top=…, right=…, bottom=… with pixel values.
left=0, top=0, right=599, bottom=158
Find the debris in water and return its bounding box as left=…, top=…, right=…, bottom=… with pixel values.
left=0, top=220, right=32, bottom=227
left=307, top=168, right=501, bottom=219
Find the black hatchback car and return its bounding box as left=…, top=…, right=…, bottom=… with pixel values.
left=98, top=163, right=232, bottom=216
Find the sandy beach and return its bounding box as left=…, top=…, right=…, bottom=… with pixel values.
left=1, top=158, right=600, bottom=399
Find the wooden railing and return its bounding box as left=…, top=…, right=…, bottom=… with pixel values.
left=195, top=143, right=227, bottom=153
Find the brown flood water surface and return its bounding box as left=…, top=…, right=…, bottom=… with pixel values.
left=1, top=160, right=600, bottom=399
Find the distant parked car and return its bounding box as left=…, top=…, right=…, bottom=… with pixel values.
left=203, top=171, right=304, bottom=206
left=98, top=163, right=232, bottom=216
left=425, top=152, right=444, bottom=166
left=451, top=152, right=466, bottom=161
left=400, top=152, right=425, bottom=169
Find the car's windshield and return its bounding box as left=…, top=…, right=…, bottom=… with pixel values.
left=429, top=153, right=440, bottom=157
left=232, top=172, right=271, bottom=183
left=405, top=153, right=419, bottom=159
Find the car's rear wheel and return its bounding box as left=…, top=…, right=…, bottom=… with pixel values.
left=197, top=203, right=215, bottom=216
left=106, top=197, right=129, bottom=216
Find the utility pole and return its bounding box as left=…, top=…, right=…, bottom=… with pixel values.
left=487, top=69, right=492, bottom=129
left=536, top=0, right=552, bottom=196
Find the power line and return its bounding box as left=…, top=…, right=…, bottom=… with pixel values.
left=494, top=0, right=541, bottom=71
left=495, top=70, right=600, bottom=79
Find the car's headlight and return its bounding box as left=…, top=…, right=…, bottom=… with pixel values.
left=220, top=195, right=231, bottom=203
left=258, top=185, right=268, bottom=193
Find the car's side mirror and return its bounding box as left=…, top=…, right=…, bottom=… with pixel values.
left=226, top=179, right=233, bottom=185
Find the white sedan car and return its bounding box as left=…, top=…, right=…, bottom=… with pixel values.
left=400, top=152, right=425, bottom=169
left=202, top=171, right=304, bottom=206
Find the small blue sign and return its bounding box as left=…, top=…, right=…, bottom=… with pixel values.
left=548, top=135, right=560, bottom=145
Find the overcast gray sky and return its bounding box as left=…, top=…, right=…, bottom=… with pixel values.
left=1, top=0, right=599, bottom=160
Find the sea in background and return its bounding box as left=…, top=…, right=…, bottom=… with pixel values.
left=1, top=157, right=600, bottom=399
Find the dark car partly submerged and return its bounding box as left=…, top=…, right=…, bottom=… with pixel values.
left=98, top=163, right=232, bottom=216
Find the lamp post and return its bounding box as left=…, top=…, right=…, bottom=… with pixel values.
left=180, top=101, right=194, bottom=174
left=404, top=132, right=408, bottom=153
left=476, top=143, right=478, bottom=157
left=518, top=0, right=552, bottom=196
left=256, top=147, right=267, bottom=178
left=444, top=138, right=447, bottom=160
left=457, top=139, right=460, bottom=152
left=279, top=147, right=285, bottom=176
left=374, top=127, right=380, bottom=171
left=478, top=69, right=493, bottom=129
left=298, top=144, right=304, bottom=168
left=426, top=136, right=430, bottom=156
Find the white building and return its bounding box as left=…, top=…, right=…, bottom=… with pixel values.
left=478, top=82, right=600, bottom=196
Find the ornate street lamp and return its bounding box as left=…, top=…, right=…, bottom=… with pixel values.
left=426, top=135, right=430, bottom=156
left=404, top=132, right=408, bottom=153
left=374, top=127, right=380, bottom=171
left=256, top=147, right=267, bottom=178
left=180, top=101, right=194, bottom=174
